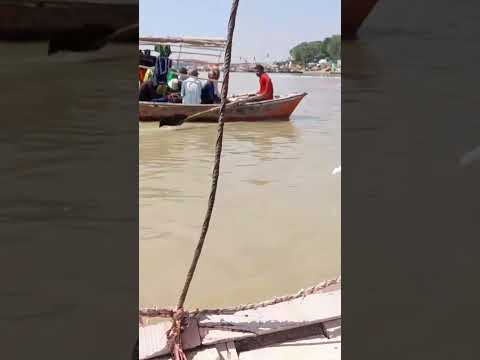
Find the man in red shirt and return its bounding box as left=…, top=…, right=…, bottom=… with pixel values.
left=254, top=64, right=274, bottom=100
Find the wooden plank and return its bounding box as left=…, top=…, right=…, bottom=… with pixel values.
left=198, top=327, right=255, bottom=346
left=139, top=322, right=169, bottom=360
left=217, top=341, right=239, bottom=360
left=157, top=345, right=232, bottom=360
left=323, top=318, right=341, bottom=339
left=160, top=346, right=221, bottom=360
left=226, top=341, right=240, bottom=360
left=238, top=334, right=341, bottom=360
left=199, top=289, right=340, bottom=346
left=189, top=347, right=221, bottom=360
left=184, top=320, right=203, bottom=351
left=235, top=322, right=326, bottom=353
left=139, top=319, right=202, bottom=360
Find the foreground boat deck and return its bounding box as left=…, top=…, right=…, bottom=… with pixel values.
left=140, top=281, right=340, bottom=360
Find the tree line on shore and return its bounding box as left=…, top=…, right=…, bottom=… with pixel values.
left=289, top=35, right=340, bottom=65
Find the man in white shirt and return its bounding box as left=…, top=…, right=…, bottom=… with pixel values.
left=181, top=69, right=202, bottom=104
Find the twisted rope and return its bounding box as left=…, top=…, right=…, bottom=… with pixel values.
left=164, top=1, right=241, bottom=359
left=139, top=277, right=341, bottom=321
left=176, top=0, right=240, bottom=313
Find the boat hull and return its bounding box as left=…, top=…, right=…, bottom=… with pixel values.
left=139, top=93, right=307, bottom=123
left=342, top=0, right=379, bottom=38
left=139, top=279, right=341, bottom=360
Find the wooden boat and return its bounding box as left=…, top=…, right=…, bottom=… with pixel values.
left=342, top=0, right=379, bottom=38
left=139, top=278, right=341, bottom=360
left=0, top=0, right=137, bottom=41
left=139, top=93, right=307, bottom=123
left=138, top=37, right=306, bottom=125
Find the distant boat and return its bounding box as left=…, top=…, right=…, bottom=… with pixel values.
left=271, top=69, right=304, bottom=74
left=342, top=0, right=379, bottom=38
left=140, top=93, right=308, bottom=124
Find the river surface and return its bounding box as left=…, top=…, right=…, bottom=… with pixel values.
left=140, top=73, right=341, bottom=309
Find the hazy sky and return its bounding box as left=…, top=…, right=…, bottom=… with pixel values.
left=140, top=0, right=340, bottom=62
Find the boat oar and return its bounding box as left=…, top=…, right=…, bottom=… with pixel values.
left=159, top=96, right=260, bottom=127
left=183, top=94, right=261, bottom=122
left=231, top=93, right=256, bottom=98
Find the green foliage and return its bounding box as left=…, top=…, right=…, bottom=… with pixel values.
left=326, top=35, right=341, bottom=61
left=289, top=35, right=340, bottom=64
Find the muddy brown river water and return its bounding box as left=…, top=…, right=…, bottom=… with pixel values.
left=140, top=73, right=341, bottom=309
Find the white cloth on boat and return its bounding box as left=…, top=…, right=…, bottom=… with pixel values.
left=168, top=78, right=180, bottom=91
left=181, top=76, right=202, bottom=104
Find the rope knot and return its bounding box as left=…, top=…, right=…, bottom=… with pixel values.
left=166, top=308, right=188, bottom=360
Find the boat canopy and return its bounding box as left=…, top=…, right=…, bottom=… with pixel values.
left=140, top=36, right=227, bottom=66
left=139, top=36, right=226, bottom=49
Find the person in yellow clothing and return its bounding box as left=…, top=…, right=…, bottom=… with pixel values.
left=143, top=67, right=154, bottom=82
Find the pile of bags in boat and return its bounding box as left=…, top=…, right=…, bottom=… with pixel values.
left=139, top=66, right=185, bottom=103
left=139, top=45, right=220, bottom=104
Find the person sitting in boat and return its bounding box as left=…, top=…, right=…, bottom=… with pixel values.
left=201, top=70, right=221, bottom=104
left=210, top=67, right=221, bottom=99
left=181, top=68, right=202, bottom=105
left=143, top=67, right=154, bottom=83
left=167, top=76, right=182, bottom=103
left=253, top=64, right=274, bottom=101
left=139, top=80, right=158, bottom=101
left=177, top=67, right=189, bottom=89
left=168, top=77, right=180, bottom=92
